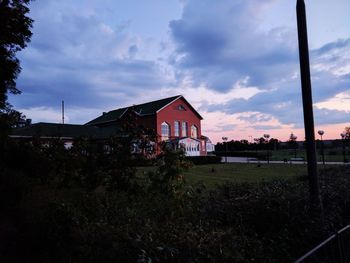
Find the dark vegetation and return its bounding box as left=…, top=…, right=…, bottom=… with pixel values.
left=2, top=1, right=350, bottom=262
left=186, top=155, right=222, bottom=165
left=2, top=136, right=350, bottom=262
left=214, top=150, right=268, bottom=159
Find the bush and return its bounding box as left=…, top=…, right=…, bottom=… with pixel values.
left=3, top=136, right=350, bottom=262
left=327, top=150, right=337, bottom=155
left=186, top=155, right=222, bottom=165
left=214, top=151, right=266, bottom=159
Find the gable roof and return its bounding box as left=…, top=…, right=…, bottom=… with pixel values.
left=86, top=95, right=203, bottom=126
left=10, top=122, right=120, bottom=139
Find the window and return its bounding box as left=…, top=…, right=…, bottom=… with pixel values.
left=174, top=121, right=180, bottom=137
left=178, top=105, right=186, bottom=111
left=161, top=122, right=170, bottom=140
left=191, top=125, right=198, bottom=138
left=182, top=122, right=188, bottom=137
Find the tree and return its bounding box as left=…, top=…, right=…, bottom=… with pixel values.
left=0, top=0, right=33, bottom=109
left=345, top=127, right=350, bottom=139
left=0, top=0, right=33, bottom=151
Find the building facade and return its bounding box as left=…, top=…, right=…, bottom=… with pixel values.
left=86, top=95, right=211, bottom=156
left=11, top=95, right=213, bottom=156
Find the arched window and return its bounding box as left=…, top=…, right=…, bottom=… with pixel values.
left=161, top=122, right=170, bottom=140
left=174, top=121, right=180, bottom=137
left=182, top=122, right=188, bottom=137
left=191, top=125, right=198, bottom=138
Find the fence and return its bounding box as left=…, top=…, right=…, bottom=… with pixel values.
left=294, top=225, right=350, bottom=263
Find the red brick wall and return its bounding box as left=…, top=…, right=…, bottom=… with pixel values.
left=156, top=97, right=201, bottom=139
left=156, top=97, right=206, bottom=155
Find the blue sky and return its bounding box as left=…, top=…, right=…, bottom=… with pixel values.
left=9, top=0, right=350, bottom=142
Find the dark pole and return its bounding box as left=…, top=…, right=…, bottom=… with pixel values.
left=321, top=135, right=325, bottom=165
left=342, top=138, right=346, bottom=163
left=341, top=133, right=347, bottom=163
left=62, top=100, right=65, bottom=124
left=296, top=0, right=322, bottom=210
left=222, top=137, right=228, bottom=163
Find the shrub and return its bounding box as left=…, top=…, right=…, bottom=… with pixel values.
left=3, top=135, right=350, bottom=262
left=186, top=155, right=222, bottom=165
left=327, top=150, right=337, bottom=155
left=214, top=151, right=266, bottom=159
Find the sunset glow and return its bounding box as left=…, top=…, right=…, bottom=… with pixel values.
left=9, top=0, right=350, bottom=143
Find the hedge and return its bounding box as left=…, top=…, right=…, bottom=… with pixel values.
left=214, top=151, right=267, bottom=159
left=186, top=155, right=222, bottom=165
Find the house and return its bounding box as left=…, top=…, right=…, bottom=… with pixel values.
left=86, top=95, right=210, bottom=156
left=9, top=122, right=120, bottom=149
left=11, top=95, right=212, bottom=156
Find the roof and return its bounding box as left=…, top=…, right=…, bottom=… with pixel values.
left=10, top=122, right=120, bottom=139
left=86, top=95, right=203, bottom=126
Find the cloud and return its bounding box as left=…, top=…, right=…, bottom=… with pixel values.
left=10, top=0, right=350, bottom=142
left=169, top=0, right=350, bottom=129
left=17, top=105, right=111, bottom=124
left=13, top=0, right=175, bottom=113
left=170, top=0, right=298, bottom=91
left=315, top=91, right=350, bottom=113
left=248, top=125, right=282, bottom=130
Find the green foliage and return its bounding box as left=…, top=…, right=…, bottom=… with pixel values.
left=0, top=106, right=26, bottom=154
left=0, top=0, right=33, bottom=108
left=216, top=138, right=280, bottom=152
left=186, top=155, right=222, bottom=165
left=148, top=145, right=191, bottom=196
left=214, top=150, right=266, bottom=159
left=3, top=131, right=350, bottom=262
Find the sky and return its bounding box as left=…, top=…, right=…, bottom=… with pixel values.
left=9, top=0, right=350, bottom=143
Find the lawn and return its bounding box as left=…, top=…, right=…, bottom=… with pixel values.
left=184, top=163, right=307, bottom=187
left=269, top=149, right=348, bottom=162
left=137, top=163, right=309, bottom=188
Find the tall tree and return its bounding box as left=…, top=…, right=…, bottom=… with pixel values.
left=345, top=127, right=350, bottom=139
left=0, top=0, right=33, bottom=110
left=0, top=0, right=33, bottom=151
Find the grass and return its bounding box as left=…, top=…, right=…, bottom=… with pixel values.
left=269, top=149, right=348, bottom=162
left=137, top=163, right=309, bottom=188
left=184, top=163, right=307, bottom=187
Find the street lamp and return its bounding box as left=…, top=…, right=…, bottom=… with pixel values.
left=318, top=130, right=325, bottom=165
left=341, top=132, right=347, bottom=163
left=264, top=134, right=270, bottom=164
left=290, top=133, right=298, bottom=158
left=222, top=136, right=228, bottom=163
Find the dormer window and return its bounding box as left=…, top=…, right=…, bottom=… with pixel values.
left=177, top=105, right=186, bottom=111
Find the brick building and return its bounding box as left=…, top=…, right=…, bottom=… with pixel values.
left=11, top=95, right=214, bottom=156
left=86, top=95, right=213, bottom=156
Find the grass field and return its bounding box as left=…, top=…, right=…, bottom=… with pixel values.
left=269, top=149, right=348, bottom=162
left=137, top=163, right=311, bottom=188
left=183, top=163, right=308, bottom=187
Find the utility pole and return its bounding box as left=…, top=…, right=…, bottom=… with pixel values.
left=222, top=137, right=228, bottom=163
left=62, top=100, right=65, bottom=124
left=318, top=130, right=325, bottom=165
left=296, top=0, right=322, bottom=213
